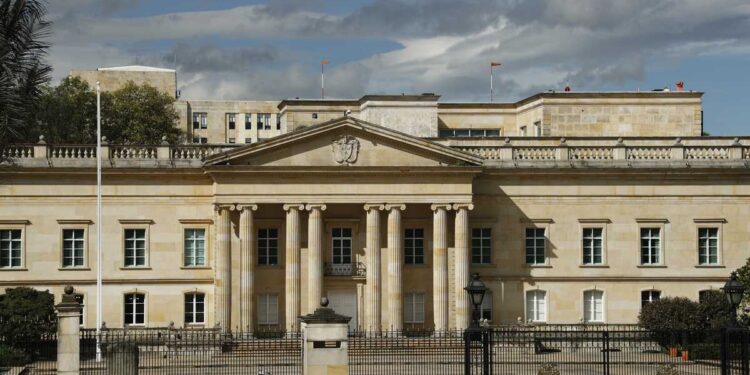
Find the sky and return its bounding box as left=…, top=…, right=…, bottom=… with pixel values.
left=45, top=0, right=750, bottom=135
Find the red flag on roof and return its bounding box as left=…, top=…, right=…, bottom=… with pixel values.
left=321, top=59, right=330, bottom=65
left=490, top=62, right=502, bottom=67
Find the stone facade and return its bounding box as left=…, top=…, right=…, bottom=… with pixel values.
left=1, top=114, right=746, bottom=330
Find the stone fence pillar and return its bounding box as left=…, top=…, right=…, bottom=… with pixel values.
left=300, top=298, right=352, bottom=375
left=56, top=286, right=81, bottom=375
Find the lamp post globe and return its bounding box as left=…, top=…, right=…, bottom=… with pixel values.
left=464, top=273, right=487, bottom=328
left=722, top=271, right=746, bottom=327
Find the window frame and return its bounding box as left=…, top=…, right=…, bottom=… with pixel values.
left=119, top=220, right=153, bottom=269
left=184, top=291, right=206, bottom=326
left=404, top=292, right=425, bottom=324
left=404, top=228, right=425, bottom=265
left=471, top=227, right=492, bottom=265
left=182, top=227, right=207, bottom=268
left=123, top=291, right=147, bottom=327
left=245, top=113, right=253, bottom=130
left=192, top=112, right=207, bottom=129
left=640, top=289, right=661, bottom=308
left=636, top=219, right=668, bottom=267
left=582, top=289, right=605, bottom=323
left=0, top=220, right=28, bottom=270
left=226, top=113, right=236, bottom=130
left=257, top=293, right=279, bottom=326
left=525, top=227, right=547, bottom=266
left=257, top=227, right=280, bottom=266
left=331, top=227, right=353, bottom=265
left=525, top=289, right=548, bottom=323
left=480, top=291, right=493, bottom=322
left=579, top=219, right=609, bottom=267
left=695, top=219, right=724, bottom=266
left=61, top=227, right=87, bottom=269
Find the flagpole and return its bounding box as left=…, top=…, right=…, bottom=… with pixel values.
left=490, top=64, right=494, bottom=102
left=95, top=81, right=102, bottom=362
left=321, top=62, right=325, bottom=99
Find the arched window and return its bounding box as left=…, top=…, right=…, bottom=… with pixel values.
left=525, top=290, right=547, bottom=323
left=124, top=293, right=145, bottom=326
left=641, top=290, right=661, bottom=308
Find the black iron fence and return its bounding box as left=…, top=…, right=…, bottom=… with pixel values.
left=0, top=332, right=57, bottom=373
left=79, top=328, right=302, bottom=374
left=348, top=330, right=465, bottom=375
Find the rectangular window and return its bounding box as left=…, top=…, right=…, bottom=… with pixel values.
left=258, top=294, right=279, bottom=326
left=62, top=229, right=85, bottom=267
left=332, top=228, right=352, bottom=265
left=245, top=114, right=252, bottom=130
left=698, top=227, right=719, bottom=265
left=404, top=228, right=424, bottom=265
left=192, top=112, right=207, bottom=129
left=525, top=228, right=545, bottom=265
left=641, top=290, right=661, bottom=308
left=533, top=121, right=542, bottom=137
left=200, top=137, right=208, bottom=144
left=184, top=293, right=205, bottom=324
left=184, top=229, right=206, bottom=267
left=276, top=115, right=281, bottom=130
left=75, top=294, right=84, bottom=326
left=471, top=228, right=491, bottom=264
left=640, top=228, right=661, bottom=265
left=519, top=126, right=527, bottom=136
left=404, top=292, right=425, bottom=324
left=124, top=229, right=146, bottom=267
left=258, top=228, right=279, bottom=265
left=124, top=293, right=145, bottom=325
left=257, top=113, right=271, bottom=129
left=583, top=290, right=604, bottom=323
left=227, top=113, right=236, bottom=130
left=245, top=138, right=252, bottom=144
left=0, top=229, right=23, bottom=268
left=526, top=290, right=547, bottom=322
left=480, top=293, right=492, bottom=322
left=582, top=228, right=603, bottom=265
left=228, top=138, right=235, bottom=144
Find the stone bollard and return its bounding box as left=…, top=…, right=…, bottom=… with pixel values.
left=300, top=297, right=352, bottom=375
left=56, top=286, right=81, bottom=375
left=106, top=342, right=139, bottom=375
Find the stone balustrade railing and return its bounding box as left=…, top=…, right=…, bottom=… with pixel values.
left=1, top=139, right=235, bottom=163
left=451, top=137, right=750, bottom=162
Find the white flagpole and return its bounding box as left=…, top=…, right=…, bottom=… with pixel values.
left=95, top=81, right=103, bottom=362
left=490, top=65, right=494, bottom=102
left=321, top=63, right=325, bottom=99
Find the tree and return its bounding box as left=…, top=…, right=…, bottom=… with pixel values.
left=696, top=290, right=733, bottom=329
left=0, top=287, right=56, bottom=342
left=733, top=257, right=750, bottom=324
left=0, top=0, right=52, bottom=146
left=638, top=297, right=701, bottom=331
left=27, top=79, right=182, bottom=144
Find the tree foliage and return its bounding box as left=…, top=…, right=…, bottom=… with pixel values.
left=26, top=78, right=182, bottom=144
left=638, top=297, right=701, bottom=331
left=0, top=0, right=52, bottom=145
left=0, top=287, right=56, bottom=342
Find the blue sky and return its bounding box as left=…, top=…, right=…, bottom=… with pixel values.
left=46, top=0, right=750, bottom=135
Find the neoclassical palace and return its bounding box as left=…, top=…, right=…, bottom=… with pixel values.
left=2, top=82, right=748, bottom=332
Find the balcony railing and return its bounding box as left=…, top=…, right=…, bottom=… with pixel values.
left=324, top=262, right=366, bottom=277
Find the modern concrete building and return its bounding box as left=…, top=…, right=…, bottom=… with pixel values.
left=1, top=67, right=738, bottom=332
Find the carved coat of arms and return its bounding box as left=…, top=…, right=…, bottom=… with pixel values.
left=332, top=135, right=359, bottom=165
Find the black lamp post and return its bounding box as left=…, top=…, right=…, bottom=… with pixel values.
left=464, top=273, right=487, bottom=330
left=722, top=272, right=745, bottom=327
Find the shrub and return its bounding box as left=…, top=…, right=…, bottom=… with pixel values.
left=0, top=344, right=31, bottom=367
left=0, top=287, right=56, bottom=343
left=686, top=343, right=721, bottom=360
left=697, top=290, right=733, bottom=329
left=639, top=297, right=701, bottom=331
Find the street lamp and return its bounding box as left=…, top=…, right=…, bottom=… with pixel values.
left=464, top=273, right=487, bottom=329
left=722, top=271, right=745, bottom=327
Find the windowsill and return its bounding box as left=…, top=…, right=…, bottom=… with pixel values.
left=0, top=267, right=28, bottom=271
left=180, top=266, right=211, bottom=270
left=637, top=265, right=667, bottom=268
left=125, top=324, right=146, bottom=328
left=695, top=264, right=725, bottom=268
left=58, top=267, right=91, bottom=271
left=404, top=264, right=429, bottom=268
left=583, top=321, right=606, bottom=325
left=579, top=264, right=609, bottom=268
left=526, top=264, right=552, bottom=268
left=471, top=263, right=495, bottom=268
left=257, top=264, right=282, bottom=268
left=119, top=267, right=152, bottom=270
left=185, top=323, right=206, bottom=328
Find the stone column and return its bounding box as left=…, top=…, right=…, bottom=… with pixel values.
left=56, top=286, right=81, bottom=375
left=215, top=204, right=234, bottom=332
left=453, top=203, right=474, bottom=330
left=431, top=204, right=451, bottom=332
left=306, top=204, right=327, bottom=313
left=364, top=204, right=384, bottom=331
left=238, top=204, right=257, bottom=331
left=284, top=204, right=304, bottom=332
left=386, top=204, right=405, bottom=331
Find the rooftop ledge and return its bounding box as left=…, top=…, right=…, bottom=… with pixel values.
left=1, top=137, right=749, bottom=169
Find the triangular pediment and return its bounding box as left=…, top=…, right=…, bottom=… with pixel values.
left=204, top=117, right=483, bottom=167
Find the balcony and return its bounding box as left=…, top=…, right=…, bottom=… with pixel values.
left=324, top=262, right=366, bottom=277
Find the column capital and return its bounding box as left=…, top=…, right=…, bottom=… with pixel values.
left=452, top=203, right=474, bottom=211
left=214, top=203, right=236, bottom=212
left=236, top=204, right=258, bottom=212
left=305, top=203, right=327, bottom=211
left=283, top=203, right=305, bottom=212
left=430, top=204, right=453, bottom=212
left=363, top=203, right=385, bottom=211
left=385, top=204, right=406, bottom=211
